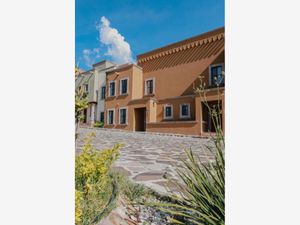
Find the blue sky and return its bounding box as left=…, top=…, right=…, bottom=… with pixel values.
left=76, top=0, right=224, bottom=70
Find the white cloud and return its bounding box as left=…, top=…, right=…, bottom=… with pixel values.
left=82, top=48, right=101, bottom=68
left=97, top=16, right=133, bottom=64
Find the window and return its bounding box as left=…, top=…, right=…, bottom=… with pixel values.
left=101, top=86, right=106, bottom=99
left=180, top=103, right=190, bottom=118
left=120, top=78, right=128, bottom=95
left=100, top=112, right=104, bottom=123
left=107, top=109, right=114, bottom=125
left=164, top=104, right=173, bottom=119
left=84, top=84, right=89, bottom=92
left=210, top=64, right=224, bottom=87
left=119, top=108, right=127, bottom=125
left=145, top=78, right=155, bottom=95
left=109, top=81, right=115, bottom=96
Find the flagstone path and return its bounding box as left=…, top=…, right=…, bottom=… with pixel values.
left=76, top=127, right=214, bottom=194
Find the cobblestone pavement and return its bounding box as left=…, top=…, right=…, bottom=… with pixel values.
left=76, top=128, right=214, bottom=194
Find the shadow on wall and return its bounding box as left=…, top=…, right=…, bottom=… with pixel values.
left=181, top=51, right=224, bottom=96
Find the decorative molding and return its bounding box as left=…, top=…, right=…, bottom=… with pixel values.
left=138, top=33, right=224, bottom=63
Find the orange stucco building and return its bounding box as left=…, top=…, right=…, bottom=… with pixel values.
left=104, top=27, right=224, bottom=136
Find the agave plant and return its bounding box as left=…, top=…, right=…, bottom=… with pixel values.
left=154, top=137, right=224, bottom=225
left=152, top=75, right=225, bottom=225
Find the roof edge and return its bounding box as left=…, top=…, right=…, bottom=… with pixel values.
left=92, top=60, right=115, bottom=67
left=137, top=27, right=224, bottom=60
left=106, top=63, right=142, bottom=74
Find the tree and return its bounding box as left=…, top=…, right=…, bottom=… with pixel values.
left=75, top=88, right=88, bottom=138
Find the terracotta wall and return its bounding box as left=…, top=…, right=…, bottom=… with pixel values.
left=132, top=66, right=143, bottom=100
left=103, top=28, right=225, bottom=136
left=148, top=99, right=157, bottom=123
left=146, top=121, right=200, bottom=136
left=156, top=96, right=195, bottom=122
left=105, top=65, right=133, bottom=130
left=142, top=59, right=210, bottom=99
left=141, top=50, right=223, bottom=98
left=104, top=65, right=145, bottom=131
left=194, top=51, right=225, bottom=89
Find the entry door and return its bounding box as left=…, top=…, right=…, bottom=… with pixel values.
left=134, top=108, right=146, bottom=131
left=83, top=108, right=87, bottom=123
left=143, top=109, right=146, bottom=131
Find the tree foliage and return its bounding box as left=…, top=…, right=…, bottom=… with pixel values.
left=75, top=88, right=88, bottom=124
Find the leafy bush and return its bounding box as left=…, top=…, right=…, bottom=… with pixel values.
left=122, top=179, right=147, bottom=203
left=75, top=132, right=121, bottom=225
left=93, top=121, right=103, bottom=128
left=75, top=88, right=88, bottom=139
left=117, top=176, right=171, bottom=225
left=75, top=88, right=88, bottom=124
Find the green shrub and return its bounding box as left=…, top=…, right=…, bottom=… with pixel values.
left=122, top=180, right=147, bottom=203
left=75, top=132, right=121, bottom=225
left=93, top=121, right=103, bottom=128
left=75, top=88, right=88, bottom=139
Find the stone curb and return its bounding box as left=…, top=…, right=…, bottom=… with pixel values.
left=79, top=125, right=209, bottom=139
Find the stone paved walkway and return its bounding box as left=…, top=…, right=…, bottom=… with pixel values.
left=76, top=128, right=214, bottom=194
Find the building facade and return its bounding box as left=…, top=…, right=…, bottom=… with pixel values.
left=92, top=61, right=116, bottom=123
left=75, top=60, right=115, bottom=125
left=103, top=27, right=225, bottom=136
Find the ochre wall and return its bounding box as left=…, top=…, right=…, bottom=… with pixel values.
left=131, top=66, right=143, bottom=100
left=141, top=47, right=224, bottom=99
left=103, top=28, right=225, bottom=136
left=105, top=66, right=134, bottom=131
left=104, top=65, right=146, bottom=132
left=194, top=51, right=225, bottom=90
left=142, top=58, right=213, bottom=99
left=146, top=121, right=200, bottom=136
left=148, top=99, right=157, bottom=123
left=156, top=96, right=195, bottom=122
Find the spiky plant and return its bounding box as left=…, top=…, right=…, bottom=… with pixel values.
left=153, top=74, right=225, bottom=225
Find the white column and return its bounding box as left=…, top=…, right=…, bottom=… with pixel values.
left=90, top=104, right=95, bottom=126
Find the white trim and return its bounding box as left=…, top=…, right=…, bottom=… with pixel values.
left=118, top=107, right=128, bottom=125
left=180, top=103, right=191, bottom=119
left=208, top=63, right=224, bottom=86
left=119, top=77, right=129, bottom=95
left=144, top=77, right=155, bottom=95
left=108, top=80, right=116, bottom=97
left=106, top=108, right=115, bottom=125
left=163, top=104, right=173, bottom=120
